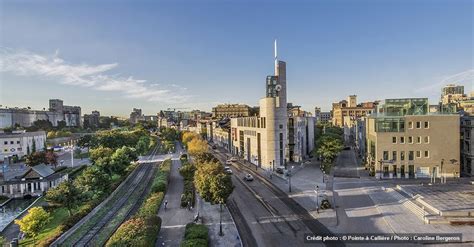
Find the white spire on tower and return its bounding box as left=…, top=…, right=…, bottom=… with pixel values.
left=274, top=39, right=278, bottom=74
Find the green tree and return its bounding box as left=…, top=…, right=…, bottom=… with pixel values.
left=316, top=135, right=343, bottom=172
left=194, top=161, right=223, bottom=202
left=15, top=207, right=50, bottom=245
left=45, top=180, right=83, bottom=216
left=74, top=166, right=110, bottom=199
left=31, top=140, right=37, bottom=153
left=77, top=135, right=97, bottom=148
left=109, top=146, right=134, bottom=176
left=25, top=152, right=47, bottom=166
left=209, top=173, right=233, bottom=204
left=135, top=136, right=150, bottom=155
left=89, top=146, right=114, bottom=163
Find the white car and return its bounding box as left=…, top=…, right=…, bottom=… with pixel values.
left=226, top=160, right=233, bottom=165
left=224, top=167, right=233, bottom=175
left=230, top=157, right=238, bottom=162
left=243, top=174, right=254, bottom=181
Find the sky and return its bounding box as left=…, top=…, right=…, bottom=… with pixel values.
left=1, top=0, right=473, bottom=117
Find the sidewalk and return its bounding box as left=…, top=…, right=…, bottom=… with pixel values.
left=197, top=195, right=241, bottom=247
left=155, top=159, right=194, bottom=247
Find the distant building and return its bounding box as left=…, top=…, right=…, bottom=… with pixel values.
left=366, top=98, right=460, bottom=179
left=212, top=104, right=254, bottom=119
left=332, top=95, right=377, bottom=127
left=0, top=130, right=47, bottom=160
left=83, top=110, right=100, bottom=129
left=460, top=115, right=474, bottom=177
left=129, top=108, right=144, bottom=124
left=440, top=84, right=473, bottom=114
left=0, top=164, right=68, bottom=198
left=0, top=99, right=82, bottom=129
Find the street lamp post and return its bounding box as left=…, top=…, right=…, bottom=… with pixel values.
left=71, top=144, right=74, bottom=168
left=441, top=159, right=444, bottom=184
left=219, top=201, right=223, bottom=236
left=315, top=185, right=320, bottom=213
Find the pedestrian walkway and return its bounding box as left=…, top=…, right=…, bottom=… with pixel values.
left=197, top=195, right=241, bottom=247
left=156, top=159, right=194, bottom=247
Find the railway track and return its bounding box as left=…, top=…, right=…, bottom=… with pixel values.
left=53, top=143, right=161, bottom=247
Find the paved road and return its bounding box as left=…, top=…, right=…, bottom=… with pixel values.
left=333, top=149, right=360, bottom=178
left=212, top=148, right=339, bottom=247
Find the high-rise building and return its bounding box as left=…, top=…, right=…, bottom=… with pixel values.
left=229, top=41, right=314, bottom=169
left=129, top=108, right=144, bottom=124
left=366, top=98, right=460, bottom=179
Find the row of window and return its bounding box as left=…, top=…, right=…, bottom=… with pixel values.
left=408, top=121, right=429, bottom=129
left=2, top=147, right=22, bottom=153
left=3, top=140, right=21, bottom=145
left=392, top=136, right=429, bottom=144
left=237, top=117, right=267, bottom=128
left=383, top=150, right=430, bottom=161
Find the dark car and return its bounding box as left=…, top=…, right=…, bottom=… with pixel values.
left=276, top=167, right=285, bottom=174
left=212, top=145, right=217, bottom=149
left=343, top=146, right=351, bottom=150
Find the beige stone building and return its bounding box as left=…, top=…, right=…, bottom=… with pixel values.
left=212, top=104, right=255, bottom=119
left=366, top=98, right=460, bottom=179
left=332, top=95, right=377, bottom=127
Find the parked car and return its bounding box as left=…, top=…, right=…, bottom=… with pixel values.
left=343, top=146, right=351, bottom=150
left=243, top=174, right=254, bottom=181
left=230, top=157, right=238, bottom=162
left=276, top=167, right=285, bottom=174
left=226, top=160, right=233, bottom=165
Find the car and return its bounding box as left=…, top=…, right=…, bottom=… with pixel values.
left=243, top=174, right=254, bottom=181
left=343, top=146, right=351, bottom=150
left=212, top=145, right=217, bottom=149
left=224, top=166, right=231, bottom=170
left=226, top=160, right=233, bottom=165
left=275, top=167, right=285, bottom=174
left=230, top=157, right=238, bottom=162
left=224, top=167, right=233, bottom=175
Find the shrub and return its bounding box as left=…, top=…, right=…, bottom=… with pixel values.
left=106, top=216, right=161, bottom=246
left=151, top=160, right=171, bottom=193
left=138, top=192, right=164, bottom=217
left=181, top=223, right=209, bottom=247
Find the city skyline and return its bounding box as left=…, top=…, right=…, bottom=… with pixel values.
left=1, top=0, right=473, bottom=116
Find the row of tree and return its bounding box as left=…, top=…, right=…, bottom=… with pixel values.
left=314, top=124, right=344, bottom=172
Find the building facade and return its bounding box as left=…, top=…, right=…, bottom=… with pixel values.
left=366, top=98, right=460, bottom=179
left=332, top=95, right=376, bottom=127
left=229, top=42, right=314, bottom=170
left=0, top=131, right=47, bottom=160
left=129, top=108, right=144, bottom=124
left=460, top=115, right=474, bottom=176
left=212, top=104, right=254, bottom=119
left=0, top=99, right=82, bottom=129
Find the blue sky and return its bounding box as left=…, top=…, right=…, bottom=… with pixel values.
left=1, top=0, right=473, bottom=117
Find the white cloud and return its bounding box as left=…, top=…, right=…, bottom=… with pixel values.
left=415, top=69, right=474, bottom=94
left=0, top=47, right=190, bottom=104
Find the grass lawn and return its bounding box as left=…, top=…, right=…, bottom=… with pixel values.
left=19, top=207, right=69, bottom=246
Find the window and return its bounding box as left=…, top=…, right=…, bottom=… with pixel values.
left=10, top=141, right=14, bottom=144
left=417, top=136, right=421, bottom=144
left=16, top=141, right=20, bottom=144
left=416, top=151, right=421, bottom=158
left=392, top=151, right=397, bottom=161
left=400, top=151, right=405, bottom=161
left=3, top=141, right=7, bottom=145
left=392, top=137, right=397, bottom=144
left=408, top=136, right=413, bottom=144
left=400, top=137, right=405, bottom=144
left=424, top=151, right=429, bottom=158
left=408, top=122, right=413, bottom=129
left=424, top=121, right=429, bottom=129
left=408, top=151, right=414, bottom=160
left=3, top=149, right=7, bottom=152
left=416, top=122, right=421, bottom=129
left=424, top=136, right=429, bottom=144
left=383, top=151, right=389, bottom=160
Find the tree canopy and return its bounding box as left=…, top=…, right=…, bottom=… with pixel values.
left=15, top=207, right=50, bottom=245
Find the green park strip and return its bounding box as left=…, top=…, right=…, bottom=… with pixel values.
left=106, top=159, right=171, bottom=246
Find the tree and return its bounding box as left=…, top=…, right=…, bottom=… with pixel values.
left=31, top=140, right=37, bottom=153
left=45, top=151, right=58, bottom=168
left=135, top=136, right=150, bottom=155
left=45, top=180, right=83, bottom=216
left=110, top=147, right=134, bottom=176
left=316, top=135, right=343, bottom=172
left=182, top=132, right=200, bottom=147
left=209, top=173, right=233, bottom=204
left=77, top=135, right=96, bottom=148
left=89, top=146, right=114, bottom=163
left=74, top=147, right=82, bottom=160
left=15, top=207, right=50, bottom=245
left=74, top=166, right=110, bottom=199
left=187, top=138, right=208, bottom=157
left=25, top=152, right=47, bottom=166
left=194, top=161, right=223, bottom=202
